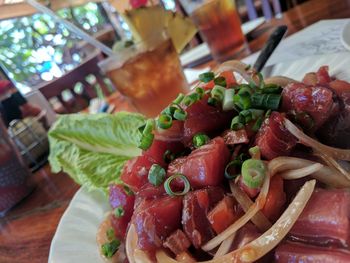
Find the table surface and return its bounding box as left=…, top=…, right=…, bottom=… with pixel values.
left=1, top=0, right=350, bottom=262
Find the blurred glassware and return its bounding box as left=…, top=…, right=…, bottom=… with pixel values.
left=8, top=110, right=49, bottom=172
left=99, top=31, right=189, bottom=117
left=180, top=0, right=248, bottom=62
left=0, top=117, right=34, bottom=217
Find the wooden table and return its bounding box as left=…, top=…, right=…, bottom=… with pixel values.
left=1, top=0, right=349, bottom=262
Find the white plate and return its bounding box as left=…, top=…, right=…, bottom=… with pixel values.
left=341, top=21, right=350, bottom=51
left=49, top=52, right=350, bottom=263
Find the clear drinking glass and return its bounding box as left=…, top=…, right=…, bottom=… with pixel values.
left=180, top=0, right=248, bottom=62
left=0, top=117, right=33, bottom=216
left=99, top=32, right=189, bottom=117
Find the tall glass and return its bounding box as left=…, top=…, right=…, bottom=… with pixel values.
left=181, top=0, right=247, bottom=62
left=99, top=32, right=189, bottom=117
left=0, top=117, right=33, bottom=216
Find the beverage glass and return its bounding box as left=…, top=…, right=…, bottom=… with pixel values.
left=99, top=32, right=189, bottom=117
left=181, top=0, right=247, bottom=62
left=0, top=117, right=33, bottom=216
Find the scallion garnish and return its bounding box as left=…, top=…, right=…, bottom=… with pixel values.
left=241, top=159, right=266, bottom=188
left=252, top=116, right=263, bottom=132
left=240, top=110, right=253, bottom=123
left=101, top=239, right=120, bottom=258
left=164, top=174, right=191, bottom=196
left=251, top=93, right=281, bottom=110
left=196, top=87, right=205, bottom=97
left=193, top=133, right=210, bottom=148
left=163, top=149, right=175, bottom=164
left=231, top=115, right=244, bottom=130
left=224, top=160, right=241, bottom=180
left=199, top=72, right=215, bottom=83
left=183, top=93, right=201, bottom=106
left=138, top=119, right=155, bottom=150
left=173, top=93, right=185, bottom=104
left=257, top=72, right=264, bottom=89
left=173, top=108, right=187, bottom=121
left=207, top=97, right=218, bottom=106
left=157, top=114, right=173, bottom=129
left=114, top=206, right=124, bottom=218
left=262, top=84, right=282, bottom=94
left=214, top=76, right=226, bottom=87
left=249, top=146, right=261, bottom=159
left=211, top=85, right=225, bottom=101
left=233, top=93, right=251, bottom=110
left=106, top=228, right=115, bottom=241
left=148, top=164, right=166, bottom=186
left=222, top=88, right=235, bottom=111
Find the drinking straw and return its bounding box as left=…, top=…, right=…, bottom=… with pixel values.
left=26, top=0, right=115, bottom=57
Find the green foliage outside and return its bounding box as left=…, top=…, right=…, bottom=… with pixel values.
left=0, top=3, right=108, bottom=93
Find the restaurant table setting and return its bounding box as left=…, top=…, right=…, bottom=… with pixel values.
left=1, top=0, right=350, bottom=262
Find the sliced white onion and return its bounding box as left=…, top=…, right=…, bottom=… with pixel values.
left=279, top=163, right=323, bottom=180
left=215, top=60, right=259, bottom=86
left=156, top=180, right=316, bottom=263
left=264, top=76, right=298, bottom=87
left=268, top=157, right=350, bottom=188
left=126, top=224, right=138, bottom=263
left=315, top=151, right=350, bottom=181
left=230, top=182, right=272, bottom=232
left=201, top=174, right=271, bottom=251
left=214, top=232, right=236, bottom=258
left=284, top=118, right=350, bottom=161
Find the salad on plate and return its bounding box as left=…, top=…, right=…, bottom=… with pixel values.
left=49, top=60, right=350, bottom=263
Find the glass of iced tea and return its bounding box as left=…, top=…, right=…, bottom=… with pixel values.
left=99, top=32, right=189, bottom=117
left=181, top=0, right=247, bottom=62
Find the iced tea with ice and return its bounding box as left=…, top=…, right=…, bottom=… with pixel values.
left=100, top=36, right=188, bottom=117
left=190, top=0, right=247, bottom=62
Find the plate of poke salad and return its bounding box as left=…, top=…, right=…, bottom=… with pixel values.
left=49, top=52, right=350, bottom=263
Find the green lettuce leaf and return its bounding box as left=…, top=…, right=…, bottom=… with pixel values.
left=48, top=112, right=145, bottom=191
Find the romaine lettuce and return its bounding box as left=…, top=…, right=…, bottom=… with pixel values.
left=48, top=112, right=145, bottom=191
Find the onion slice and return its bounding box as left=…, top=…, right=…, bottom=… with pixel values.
left=279, top=163, right=323, bottom=180
left=156, top=180, right=316, bottom=263
left=126, top=225, right=138, bottom=263
left=284, top=118, right=350, bottom=161
left=315, top=151, right=350, bottom=181
left=264, top=76, right=298, bottom=87
left=230, top=182, right=272, bottom=232
left=268, top=157, right=350, bottom=188
left=214, top=232, right=236, bottom=258
left=201, top=174, right=270, bottom=251
left=216, top=60, right=259, bottom=86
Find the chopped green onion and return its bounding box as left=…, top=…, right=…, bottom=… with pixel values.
left=157, top=114, right=173, bottom=129
left=249, top=146, right=261, bottom=159
left=251, top=93, right=281, bottom=110
left=207, top=97, right=218, bottom=106
left=163, top=150, right=175, bottom=164
left=173, top=93, right=185, bottom=104
left=265, top=109, right=272, bottom=118
left=183, top=93, right=201, bottom=106
left=214, top=76, right=227, bottom=87
left=138, top=119, right=155, bottom=150
left=211, top=85, right=226, bottom=101
left=162, top=105, right=177, bottom=116
left=101, top=239, right=120, bottom=258
left=225, top=160, right=241, bottom=180
left=193, top=133, right=210, bottom=148
left=241, top=159, right=266, bottom=188
left=114, top=206, right=124, bottom=218
left=240, top=110, right=253, bottom=123
left=196, top=87, right=205, bottom=97
left=238, top=85, right=253, bottom=96
left=252, top=116, right=263, bottom=132
left=233, top=93, right=251, bottom=110
left=143, top=119, right=155, bottom=134
left=173, top=108, right=187, bottom=121
left=164, top=174, right=191, bottom=196
left=262, top=84, right=282, bottom=94
left=106, top=228, right=115, bottom=241
left=199, top=72, right=215, bottom=83
left=257, top=72, right=264, bottom=89
left=223, top=88, right=235, bottom=111
left=148, top=164, right=166, bottom=186
left=231, top=115, right=244, bottom=130
left=123, top=185, right=134, bottom=196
